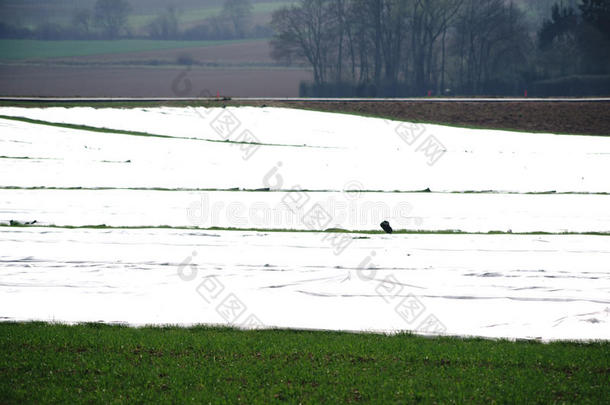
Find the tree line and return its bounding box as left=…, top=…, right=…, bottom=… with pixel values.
left=270, top=0, right=610, bottom=96
left=0, top=0, right=269, bottom=41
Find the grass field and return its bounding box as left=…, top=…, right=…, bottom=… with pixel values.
left=0, top=1, right=293, bottom=32
left=0, top=114, right=311, bottom=148
left=129, top=1, right=294, bottom=29
left=0, top=322, right=607, bottom=403
left=0, top=39, right=259, bottom=61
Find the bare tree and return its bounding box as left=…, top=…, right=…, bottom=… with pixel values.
left=271, top=0, right=336, bottom=85
left=149, top=6, right=179, bottom=39
left=94, top=0, right=131, bottom=39
left=380, top=0, right=409, bottom=88
left=270, top=0, right=532, bottom=96
left=409, top=0, right=463, bottom=95
left=222, top=0, right=253, bottom=38
left=454, top=0, right=529, bottom=94
left=72, top=8, right=92, bottom=37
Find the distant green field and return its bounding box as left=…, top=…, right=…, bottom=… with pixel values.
left=0, top=1, right=294, bottom=31
left=181, top=1, right=295, bottom=24
left=0, top=322, right=608, bottom=403
left=129, top=1, right=294, bottom=29
left=0, top=39, right=257, bottom=60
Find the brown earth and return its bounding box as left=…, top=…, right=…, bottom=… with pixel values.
left=126, top=99, right=607, bottom=136
left=0, top=39, right=310, bottom=98
left=0, top=65, right=312, bottom=98
left=254, top=100, right=610, bottom=136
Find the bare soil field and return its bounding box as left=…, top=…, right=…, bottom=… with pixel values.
left=0, top=65, right=311, bottom=98
left=0, top=39, right=310, bottom=97
left=259, top=100, right=610, bottom=136
left=115, top=98, right=609, bottom=136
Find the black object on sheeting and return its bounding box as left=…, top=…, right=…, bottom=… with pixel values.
left=380, top=220, right=393, bottom=234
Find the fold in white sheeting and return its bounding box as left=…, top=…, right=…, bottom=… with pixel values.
left=1, top=228, right=608, bottom=341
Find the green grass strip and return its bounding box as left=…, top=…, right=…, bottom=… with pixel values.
left=1, top=222, right=609, bottom=236
left=0, top=156, right=61, bottom=160
left=0, top=322, right=607, bottom=403
left=0, top=115, right=326, bottom=149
